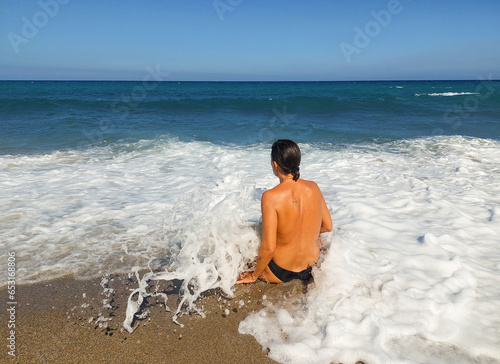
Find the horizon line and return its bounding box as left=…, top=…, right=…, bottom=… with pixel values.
left=2, top=79, right=499, bottom=82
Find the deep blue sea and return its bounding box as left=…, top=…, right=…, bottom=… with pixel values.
left=1, top=80, right=499, bottom=153
left=1, top=80, right=500, bottom=363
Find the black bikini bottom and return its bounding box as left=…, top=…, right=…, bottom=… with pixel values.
left=268, top=259, right=313, bottom=283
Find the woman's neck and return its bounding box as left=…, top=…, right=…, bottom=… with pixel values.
left=279, top=174, right=295, bottom=183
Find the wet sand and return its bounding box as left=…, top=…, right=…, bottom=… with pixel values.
left=1, top=273, right=285, bottom=363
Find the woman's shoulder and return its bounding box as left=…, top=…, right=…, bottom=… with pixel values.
left=262, top=186, right=280, bottom=199
left=299, top=178, right=319, bottom=189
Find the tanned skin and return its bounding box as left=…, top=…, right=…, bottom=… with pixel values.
left=236, top=160, right=332, bottom=284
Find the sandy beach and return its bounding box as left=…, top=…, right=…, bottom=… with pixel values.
left=1, top=274, right=287, bottom=363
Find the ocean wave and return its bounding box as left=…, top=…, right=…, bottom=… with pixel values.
left=415, top=92, right=480, bottom=97
left=0, top=94, right=415, bottom=116
left=0, top=97, right=114, bottom=113
left=2, top=135, right=497, bottom=282
left=2, top=135, right=500, bottom=361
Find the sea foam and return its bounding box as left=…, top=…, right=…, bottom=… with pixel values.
left=239, top=136, right=500, bottom=364
left=415, top=92, right=480, bottom=97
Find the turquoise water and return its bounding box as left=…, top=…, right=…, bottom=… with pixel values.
left=1, top=80, right=499, bottom=153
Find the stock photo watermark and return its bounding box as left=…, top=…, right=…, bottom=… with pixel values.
left=110, top=65, right=169, bottom=118
left=6, top=252, right=17, bottom=357
left=7, top=0, right=70, bottom=54
left=78, top=64, right=169, bottom=149
left=436, top=74, right=496, bottom=135
left=247, top=106, right=296, bottom=145
left=340, top=0, right=405, bottom=64
left=213, top=0, right=243, bottom=21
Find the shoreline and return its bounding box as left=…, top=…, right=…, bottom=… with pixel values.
left=0, top=273, right=283, bottom=363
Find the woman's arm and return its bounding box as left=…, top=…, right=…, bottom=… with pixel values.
left=319, top=192, right=333, bottom=233
left=236, top=190, right=277, bottom=284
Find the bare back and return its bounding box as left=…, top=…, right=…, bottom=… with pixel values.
left=263, top=178, right=330, bottom=273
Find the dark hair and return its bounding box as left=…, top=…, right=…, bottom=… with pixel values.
left=271, top=139, right=301, bottom=181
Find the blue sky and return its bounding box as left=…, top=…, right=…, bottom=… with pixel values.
left=1, top=0, right=499, bottom=81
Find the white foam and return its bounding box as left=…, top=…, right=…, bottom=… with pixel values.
left=1, top=136, right=500, bottom=362
left=240, top=136, right=500, bottom=363
left=0, top=139, right=267, bottom=284
left=415, top=92, right=480, bottom=97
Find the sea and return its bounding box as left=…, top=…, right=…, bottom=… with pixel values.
left=1, top=80, right=500, bottom=363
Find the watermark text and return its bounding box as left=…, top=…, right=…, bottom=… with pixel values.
left=6, top=252, right=17, bottom=357
left=437, top=74, right=496, bottom=134
left=7, top=0, right=70, bottom=54
left=340, top=0, right=404, bottom=63
left=213, top=0, right=243, bottom=21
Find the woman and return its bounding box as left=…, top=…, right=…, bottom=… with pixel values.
left=237, top=139, right=332, bottom=284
